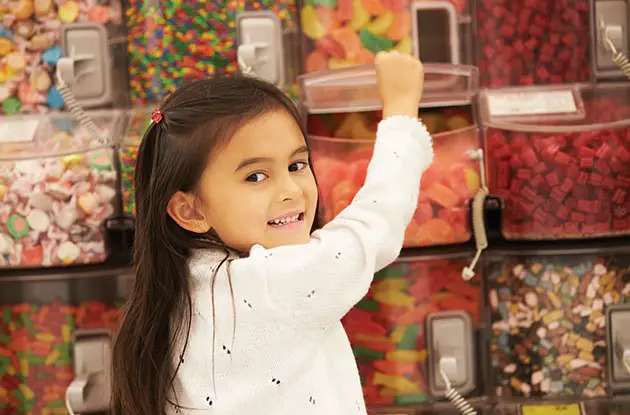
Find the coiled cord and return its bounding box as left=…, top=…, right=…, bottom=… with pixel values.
left=55, top=67, right=109, bottom=145
left=604, top=34, right=630, bottom=80
left=439, top=363, right=477, bottom=415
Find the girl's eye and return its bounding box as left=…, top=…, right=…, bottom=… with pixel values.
left=289, top=161, right=308, bottom=172
left=245, top=172, right=267, bottom=183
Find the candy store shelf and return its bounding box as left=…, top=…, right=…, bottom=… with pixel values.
left=0, top=110, right=125, bottom=269
left=479, top=82, right=630, bottom=241
left=344, top=249, right=488, bottom=406
left=0, top=264, right=132, bottom=414
left=483, top=245, right=630, bottom=402
left=492, top=396, right=630, bottom=415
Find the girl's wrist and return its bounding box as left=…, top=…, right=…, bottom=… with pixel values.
left=382, top=100, right=419, bottom=120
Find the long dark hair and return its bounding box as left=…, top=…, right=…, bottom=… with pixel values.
left=111, top=76, right=313, bottom=415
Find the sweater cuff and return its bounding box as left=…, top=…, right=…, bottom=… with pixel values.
left=377, top=115, right=434, bottom=170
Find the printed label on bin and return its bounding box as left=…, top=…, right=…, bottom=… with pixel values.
left=487, top=89, right=578, bottom=117
left=521, top=404, right=582, bottom=415
left=0, top=119, right=39, bottom=143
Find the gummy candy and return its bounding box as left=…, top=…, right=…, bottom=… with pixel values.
left=359, top=29, right=394, bottom=54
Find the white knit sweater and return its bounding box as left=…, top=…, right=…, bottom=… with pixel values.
left=167, top=116, right=434, bottom=414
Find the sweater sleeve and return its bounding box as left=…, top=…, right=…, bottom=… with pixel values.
left=230, top=115, right=433, bottom=330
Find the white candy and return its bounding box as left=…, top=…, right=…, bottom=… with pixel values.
left=57, top=240, right=80, bottom=263
left=29, top=190, right=54, bottom=211
left=95, top=185, right=116, bottom=203
left=55, top=204, right=77, bottom=229
left=27, top=209, right=50, bottom=231
left=0, top=233, right=14, bottom=253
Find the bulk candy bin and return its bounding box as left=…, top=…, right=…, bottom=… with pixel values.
left=485, top=246, right=630, bottom=401
left=493, top=398, right=630, bottom=415
left=0, top=110, right=123, bottom=268
left=119, top=108, right=151, bottom=217
left=0, top=266, right=131, bottom=413
left=342, top=251, right=484, bottom=407
left=124, top=0, right=300, bottom=105
left=0, top=0, right=126, bottom=113
left=299, top=0, right=473, bottom=72
left=300, top=63, right=482, bottom=247
left=479, top=83, right=630, bottom=240
left=474, top=0, right=591, bottom=87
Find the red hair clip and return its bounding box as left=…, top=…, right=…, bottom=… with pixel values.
left=151, top=109, right=163, bottom=124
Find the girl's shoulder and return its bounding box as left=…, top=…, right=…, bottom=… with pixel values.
left=188, top=248, right=241, bottom=280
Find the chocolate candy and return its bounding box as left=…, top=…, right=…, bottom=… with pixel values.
left=486, top=97, right=630, bottom=239
left=488, top=253, right=630, bottom=398
left=475, top=0, right=590, bottom=87
left=0, top=0, right=122, bottom=113
left=0, top=114, right=120, bottom=268
left=342, top=255, right=480, bottom=405
left=309, top=108, right=480, bottom=247
left=0, top=274, right=127, bottom=413
left=124, top=0, right=297, bottom=106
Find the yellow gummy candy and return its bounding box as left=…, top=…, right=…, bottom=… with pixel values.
left=349, top=0, right=370, bottom=31
left=365, top=11, right=395, bottom=36
left=19, top=384, right=34, bottom=400
left=373, top=278, right=408, bottom=293
left=386, top=349, right=428, bottom=363
left=464, top=168, right=480, bottom=192
left=328, top=57, right=354, bottom=69
left=301, top=5, right=327, bottom=40
left=373, top=372, right=422, bottom=393
left=394, top=36, right=413, bottom=54
left=373, top=290, right=415, bottom=309
left=389, top=325, right=408, bottom=343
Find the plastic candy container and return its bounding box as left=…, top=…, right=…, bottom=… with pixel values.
left=480, top=83, right=630, bottom=240
left=0, top=111, right=123, bottom=268
left=475, top=0, right=590, bottom=87
left=0, top=0, right=123, bottom=113
left=299, top=0, right=471, bottom=72
left=119, top=109, right=151, bottom=216
left=342, top=253, right=481, bottom=405
left=124, top=0, right=298, bottom=105
left=300, top=64, right=481, bottom=247
left=0, top=267, right=131, bottom=414
left=486, top=247, right=630, bottom=400
left=493, top=399, right=630, bottom=415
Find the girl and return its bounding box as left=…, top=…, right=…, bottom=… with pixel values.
left=112, top=51, right=433, bottom=414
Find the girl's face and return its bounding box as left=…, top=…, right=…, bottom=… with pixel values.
left=170, top=110, right=318, bottom=252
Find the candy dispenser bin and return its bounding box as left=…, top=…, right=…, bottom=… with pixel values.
left=124, top=0, right=301, bottom=106
left=474, top=0, right=591, bottom=87
left=299, top=0, right=474, bottom=73
left=119, top=108, right=151, bottom=217
left=479, top=83, right=630, bottom=241
left=300, top=63, right=482, bottom=248
left=0, top=266, right=131, bottom=413
left=485, top=245, right=630, bottom=402
left=342, top=251, right=486, bottom=407
left=0, top=0, right=126, bottom=114
left=0, top=110, right=123, bottom=268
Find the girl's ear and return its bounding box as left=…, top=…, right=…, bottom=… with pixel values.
left=167, top=191, right=212, bottom=233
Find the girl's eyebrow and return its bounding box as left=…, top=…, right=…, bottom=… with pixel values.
left=234, top=145, right=309, bottom=172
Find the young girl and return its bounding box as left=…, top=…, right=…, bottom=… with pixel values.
left=112, top=51, right=433, bottom=414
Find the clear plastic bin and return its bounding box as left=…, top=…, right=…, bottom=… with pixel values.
left=299, top=0, right=473, bottom=72
left=485, top=246, right=630, bottom=401
left=479, top=83, right=630, bottom=240
left=0, top=111, right=123, bottom=268
left=0, top=266, right=131, bottom=413
left=300, top=64, right=481, bottom=247
left=493, top=398, right=630, bottom=415
left=0, top=0, right=126, bottom=113
left=342, top=252, right=482, bottom=406
left=123, top=1, right=300, bottom=106
left=474, top=0, right=591, bottom=87
left=119, top=108, right=152, bottom=217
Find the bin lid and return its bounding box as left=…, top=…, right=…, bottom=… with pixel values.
left=0, top=110, right=122, bottom=162
left=299, top=63, right=479, bottom=114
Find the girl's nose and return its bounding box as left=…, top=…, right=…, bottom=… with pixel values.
left=278, top=174, right=303, bottom=202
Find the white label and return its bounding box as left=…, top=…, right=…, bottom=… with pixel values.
left=0, top=119, right=40, bottom=143
left=487, top=89, right=578, bottom=117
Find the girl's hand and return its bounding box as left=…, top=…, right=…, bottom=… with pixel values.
left=375, top=51, right=424, bottom=120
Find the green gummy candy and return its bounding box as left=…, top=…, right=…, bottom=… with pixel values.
left=352, top=345, right=385, bottom=360
left=394, top=394, right=430, bottom=404
left=7, top=214, right=29, bottom=239
left=313, top=0, right=337, bottom=6
left=3, top=96, right=21, bottom=115
left=356, top=299, right=379, bottom=311
left=398, top=324, right=420, bottom=350
left=360, top=29, right=394, bottom=54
